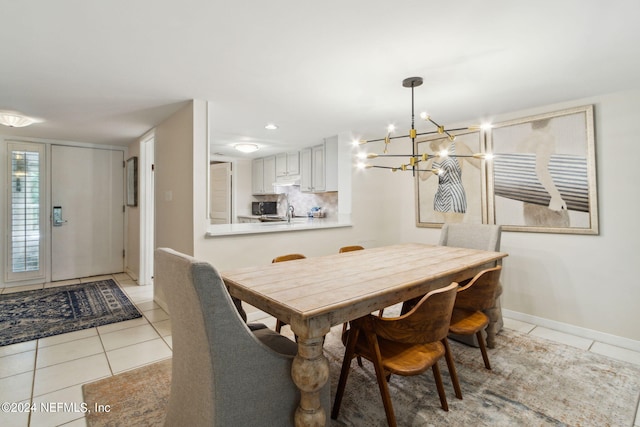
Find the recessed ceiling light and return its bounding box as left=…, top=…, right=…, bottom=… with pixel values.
left=234, top=143, right=259, bottom=153
left=265, top=123, right=278, bottom=130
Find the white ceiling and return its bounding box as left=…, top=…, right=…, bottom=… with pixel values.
left=1, top=1, right=640, bottom=158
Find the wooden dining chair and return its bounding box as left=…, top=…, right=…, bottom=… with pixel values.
left=338, top=245, right=364, bottom=253
left=449, top=266, right=502, bottom=370
left=272, top=253, right=306, bottom=333
left=272, top=253, right=307, bottom=263
left=332, top=282, right=459, bottom=427
left=439, top=223, right=504, bottom=348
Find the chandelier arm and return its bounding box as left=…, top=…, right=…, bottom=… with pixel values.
left=415, top=127, right=471, bottom=139
left=366, top=126, right=472, bottom=145
left=366, top=134, right=412, bottom=144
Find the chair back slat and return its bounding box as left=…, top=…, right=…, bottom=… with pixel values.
left=272, top=253, right=306, bottom=263
left=455, top=266, right=502, bottom=311
left=339, top=245, right=364, bottom=253
left=372, top=283, right=458, bottom=344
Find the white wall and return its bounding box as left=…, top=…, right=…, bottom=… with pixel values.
left=154, top=101, right=196, bottom=256
left=394, top=90, right=640, bottom=346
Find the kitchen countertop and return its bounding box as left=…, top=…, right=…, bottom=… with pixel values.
left=205, top=215, right=352, bottom=237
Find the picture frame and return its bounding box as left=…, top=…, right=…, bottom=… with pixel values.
left=126, top=156, right=138, bottom=207
left=487, top=105, right=598, bottom=234
left=415, top=129, right=488, bottom=227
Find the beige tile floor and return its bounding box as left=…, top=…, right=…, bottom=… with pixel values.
left=1, top=274, right=639, bottom=427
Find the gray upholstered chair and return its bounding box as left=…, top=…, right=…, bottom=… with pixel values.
left=439, top=223, right=503, bottom=348
left=155, top=248, right=330, bottom=427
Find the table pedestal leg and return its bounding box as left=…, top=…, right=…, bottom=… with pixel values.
left=291, top=335, right=329, bottom=427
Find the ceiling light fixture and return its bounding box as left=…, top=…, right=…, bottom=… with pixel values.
left=0, top=111, right=39, bottom=128
left=234, top=143, right=259, bottom=153
left=355, top=77, right=491, bottom=175
left=265, top=123, right=278, bottom=130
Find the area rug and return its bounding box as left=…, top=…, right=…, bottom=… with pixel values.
left=0, top=279, right=142, bottom=347
left=82, top=326, right=640, bottom=427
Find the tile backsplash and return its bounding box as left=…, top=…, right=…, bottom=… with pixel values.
left=255, top=187, right=338, bottom=218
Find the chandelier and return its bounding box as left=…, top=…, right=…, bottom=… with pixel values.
left=355, top=77, right=492, bottom=175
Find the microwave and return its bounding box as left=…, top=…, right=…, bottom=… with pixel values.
left=252, top=201, right=277, bottom=216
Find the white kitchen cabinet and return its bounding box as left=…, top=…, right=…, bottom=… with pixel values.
left=252, top=156, right=277, bottom=195
left=276, top=151, right=300, bottom=177
left=300, top=147, right=312, bottom=192
left=300, top=136, right=338, bottom=193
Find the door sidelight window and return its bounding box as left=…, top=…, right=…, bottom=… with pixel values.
left=6, top=142, right=45, bottom=281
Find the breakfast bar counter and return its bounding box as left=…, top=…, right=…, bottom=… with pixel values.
left=205, top=215, right=352, bottom=237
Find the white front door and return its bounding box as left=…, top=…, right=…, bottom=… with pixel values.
left=51, top=145, right=124, bottom=281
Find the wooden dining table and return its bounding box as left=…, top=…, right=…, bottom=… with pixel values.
left=222, top=243, right=508, bottom=427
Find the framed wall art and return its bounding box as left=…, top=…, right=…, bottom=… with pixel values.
left=415, top=130, right=488, bottom=227
left=487, top=105, right=598, bottom=234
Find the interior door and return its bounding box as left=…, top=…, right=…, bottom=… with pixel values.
left=51, top=145, right=124, bottom=281
left=210, top=162, right=232, bottom=224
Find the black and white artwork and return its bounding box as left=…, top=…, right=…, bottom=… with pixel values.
left=415, top=130, right=487, bottom=227
left=488, top=105, right=598, bottom=234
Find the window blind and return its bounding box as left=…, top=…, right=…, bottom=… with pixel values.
left=10, top=149, right=41, bottom=273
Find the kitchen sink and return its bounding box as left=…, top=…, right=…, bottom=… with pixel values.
left=259, top=216, right=287, bottom=222
left=259, top=216, right=309, bottom=224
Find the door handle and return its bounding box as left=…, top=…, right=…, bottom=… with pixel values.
left=52, top=206, right=67, bottom=226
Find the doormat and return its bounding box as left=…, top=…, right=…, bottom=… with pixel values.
left=81, top=327, right=640, bottom=427
left=0, top=279, right=142, bottom=347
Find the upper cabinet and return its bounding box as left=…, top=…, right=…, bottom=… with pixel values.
left=252, top=137, right=338, bottom=195
left=275, top=151, right=300, bottom=177
left=300, top=136, right=338, bottom=193
left=252, top=156, right=277, bottom=195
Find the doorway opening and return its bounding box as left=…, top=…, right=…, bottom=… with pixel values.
left=209, top=161, right=232, bottom=224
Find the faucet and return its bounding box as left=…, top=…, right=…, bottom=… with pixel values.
left=282, top=193, right=293, bottom=223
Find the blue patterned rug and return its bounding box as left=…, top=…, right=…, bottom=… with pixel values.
left=0, top=279, right=142, bottom=347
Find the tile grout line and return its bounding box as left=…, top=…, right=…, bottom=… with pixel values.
left=95, top=326, right=114, bottom=377
left=27, top=339, right=41, bottom=427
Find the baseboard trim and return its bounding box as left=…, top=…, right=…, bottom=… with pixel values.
left=154, top=296, right=169, bottom=314
left=124, top=268, right=139, bottom=282
left=503, top=309, right=640, bottom=353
